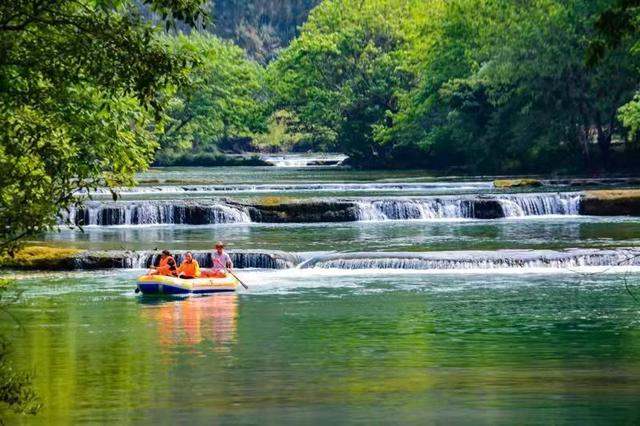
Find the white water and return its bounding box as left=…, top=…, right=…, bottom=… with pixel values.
left=498, top=193, right=581, bottom=216
left=261, top=153, right=347, bottom=167
left=65, top=248, right=640, bottom=273
left=355, top=193, right=581, bottom=221
left=355, top=199, right=474, bottom=220
left=63, top=201, right=250, bottom=226
left=59, top=192, right=582, bottom=226
left=299, top=249, right=640, bottom=271
left=84, top=181, right=493, bottom=196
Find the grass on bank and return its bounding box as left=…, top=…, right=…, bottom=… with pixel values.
left=0, top=246, right=82, bottom=269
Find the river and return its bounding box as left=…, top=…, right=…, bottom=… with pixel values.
left=4, top=165, right=640, bottom=423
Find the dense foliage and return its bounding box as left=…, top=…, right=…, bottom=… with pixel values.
left=158, top=32, right=266, bottom=159
left=0, top=0, right=205, bottom=254
left=266, top=0, right=421, bottom=162
left=267, top=0, right=640, bottom=171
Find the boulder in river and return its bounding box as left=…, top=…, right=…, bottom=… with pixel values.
left=245, top=200, right=360, bottom=223
left=472, top=199, right=505, bottom=219
left=580, top=190, right=640, bottom=216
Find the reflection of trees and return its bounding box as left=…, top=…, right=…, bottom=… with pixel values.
left=142, top=295, right=238, bottom=355
left=0, top=282, right=40, bottom=421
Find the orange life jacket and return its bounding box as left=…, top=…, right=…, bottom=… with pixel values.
left=178, top=259, right=201, bottom=278
left=156, top=256, right=177, bottom=276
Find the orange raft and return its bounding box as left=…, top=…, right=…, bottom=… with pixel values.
left=136, top=274, right=239, bottom=295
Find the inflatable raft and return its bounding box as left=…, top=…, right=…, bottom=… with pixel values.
left=136, top=274, right=239, bottom=295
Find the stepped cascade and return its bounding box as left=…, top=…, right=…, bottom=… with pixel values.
left=61, top=193, right=582, bottom=226
left=63, top=201, right=251, bottom=226
left=53, top=249, right=640, bottom=271
left=298, top=249, right=640, bottom=270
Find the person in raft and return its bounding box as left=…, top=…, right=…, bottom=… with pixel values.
left=149, top=250, right=178, bottom=276
left=177, top=251, right=201, bottom=279
left=202, top=241, right=233, bottom=278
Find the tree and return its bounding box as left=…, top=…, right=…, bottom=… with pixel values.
left=0, top=0, right=205, bottom=254
left=389, top=0, right=639, bottom=172
left=591, top=0, right=640, bottom=146
left=159, top=32, right=266, bottom=154
left=266, top=0, right=425, bottom=164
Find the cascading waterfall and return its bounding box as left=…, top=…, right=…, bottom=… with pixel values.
left=354, top=193, right=581, bottom=221
left=355, top=199, right=474, bottom=220
left=497, top=193, right=581, bottom=217
left=299, top=249, right=640, bottom=270
left=83, top=181, right=494, bottom=196
left=59, top=192, right=583, bottom=227
left=64, top=249, right=640, bottom=271
left=66, top=201, right=250, bottom=226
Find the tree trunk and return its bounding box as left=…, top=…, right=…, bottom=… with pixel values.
left=596, top=117, right=612, bottom=169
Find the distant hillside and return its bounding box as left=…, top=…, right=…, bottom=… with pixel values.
left=138, top=0, right=320, bottom=63
left=211, top=0, right=320, bottom=63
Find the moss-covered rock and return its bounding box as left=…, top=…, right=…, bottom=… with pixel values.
left=494, top=178, right=543, bottom=189
left=246, top=200, right=359, bottom=223
left=580, top=190, right=640, bottom=216
left=0, top=246, right=82, bottom=270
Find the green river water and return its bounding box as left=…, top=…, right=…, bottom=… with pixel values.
left=4, top=166, right=640, bottom=424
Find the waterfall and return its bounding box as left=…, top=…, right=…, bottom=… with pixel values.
left=497, top=193, right=581, bottom=217
left=355, top=199, right=474, bottom=220
left=83, top=181, right=493, bottom=196
left=354, top=193, right=581, bottom=221
left=261, top=154, right=347, bottom=167
left=68, top=201, right=250, bottom=226
left=26, top=249, right=640, bottom=271
left=60, top=192, right=584, bottom=227
left=299, top=249, right=640, bottom=270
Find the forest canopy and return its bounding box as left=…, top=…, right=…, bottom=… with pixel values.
left=155, top=0, right=640, bottom=172
left=266, top=0, right=640, bottom=171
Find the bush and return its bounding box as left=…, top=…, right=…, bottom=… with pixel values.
left=153, top=152, right=270, bottom=167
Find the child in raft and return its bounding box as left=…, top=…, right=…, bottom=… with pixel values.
left=201, top=241, right=234, bottom=278
left=177, top=251, right=201, bottom=279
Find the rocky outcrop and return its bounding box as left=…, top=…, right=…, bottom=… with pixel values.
left=0, top=246, right=82, bottom=270
left=472, top=199, right=505, bottom=219
left=244, top=201, right=360, bottom=223
left=494, top=178, right=543, bottom=189
left=546, top=177, right=640, bottom=187
left=580, top=190, right=640, bottom=216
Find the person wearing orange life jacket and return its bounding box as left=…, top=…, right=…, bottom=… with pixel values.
left=177, top=251, right=201, bottom=279
left=149, top=250, right=178, bottom=276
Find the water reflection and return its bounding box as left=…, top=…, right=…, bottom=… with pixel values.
left=140, top=294, right=238, bottom=355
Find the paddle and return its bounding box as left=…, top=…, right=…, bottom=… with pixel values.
left=225, top=267, right=249, bottom=290
left=214, top=258, right=248, bottom=290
